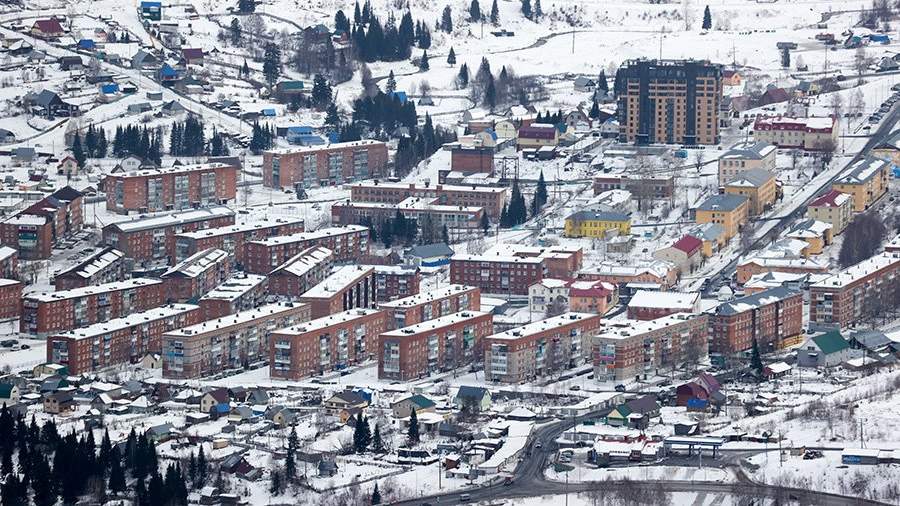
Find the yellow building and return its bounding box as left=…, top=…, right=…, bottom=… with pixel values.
left=785, top=219, right=833, bottom=256
left=564, top=210, right=631, bottom=238
left=694, top=194, right=749, bottom=241
left=807, top=189, right=853, bottom=235
left=831, top=156, right=891, bottom=212
left=872, top=130, right=900, bottom=166
left=723, top=168, right=777, bottom=216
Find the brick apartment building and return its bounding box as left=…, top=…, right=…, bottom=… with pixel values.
left=378, top=311, right=493, bottom=381
left=626, top=290, right=701, bottom=321
left=105, top=162, right=238, bottom=214
left=752, top=116, right=838, bottom=151
left=0, top=186, right=83, bottom=260
left=331, top=198, right=486, bottom=231
left=450, top=145, right=494, bottom=174
left=270, top=308, right=388, bottom=380
left=243, top=225, right=368, bottom=274
left=484, top=313, right=604, bottom=383
left=102, top=206, right=236, bottom=265
left=23, top=278, right=165, bottom=337
left=450, top=244, right=583, bottom=295
left=593, top=313, right=709, bottom=382
left=161, top=248, right=233, bottom=302
left=377, top=284, right=481, bottom=329
left=198, top=273, right=269, bottom=320
left=614, top=59, right=723, bottom=145
left=0, top=279, right=22, bottom=320
left=173, top=217, right=306, bottom=266
left=0, top=246, right=18, bottom=279
left=268, top=246, right=335, bottom=297
left=809, top=252, right=900, bottom=329
left=349, top=181, right=507, bottom=219
left=593, top=175, right=676, bottom=200
left=47, top=304, right=201, bottom=375
left=299, top=265, right=376, bottom=318
left=373, top=264, right=420, bottom=302
left=53, top=247, right=126, bottom=290
left=162, top=302, right=311, bottom=379
left=262, top=140, right=389, bottom=189
left=708, top=286, right=804, bottom=356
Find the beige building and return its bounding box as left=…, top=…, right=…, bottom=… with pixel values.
left=806, top=190, right=853, bottom=235
left=694, top=193, right=750, bottom=241
left=723, top=169, right=777, bottom=216
left=718, top=141, right=776, bottom=183
left=614, top=59, right=723, bottom=145
left=831, top=156, right=891, bottom=212
left=752, top=116, right=838, bottom=150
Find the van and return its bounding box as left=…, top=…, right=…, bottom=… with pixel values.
left=459, top=493, right=471, bottom=502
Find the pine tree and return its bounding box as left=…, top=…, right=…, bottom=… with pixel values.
left=386, top=70, right=397, bottom=93
left=230, top=18, right=241, bottom=46
left=457, top=63, right=469, bottom=88
left=311, top=74, right=332, bottom=110
left=109, top=447, right=125, bottom=495
left=441, top=5, right=453, bottom=33
left=442, top=224, right=450, bottom=244
left=262, top=42, right=281, bottom=86
left=535, top=170, right=548, bottom=207
left=72, top=132, right=86, bottom=168
left=325, top=102, right=341, bottom=128
left=353, top=412, right=365, bottom=453
left=408, top=409, right=420, bottom=443
left=484, top=76, right=497, bottom=109
left=589, top=100, right=600, bottom=119
left=197, top=446, right=207, bottom=486
left=238, top=0, right=255, bottom=13
left=31, top=456, right=55, bottom=506
left=354, top=1, right=361, bottom=25
left=469, top=0, right=481, bottom=22
left=750, top=339, right=763, bottom=377
left=702, top=5, right=712, bottom=30
left=335, top=10, right=350, bottom=32
left=372, top=483, right=382, bottom=505
left=419, top=50, right=429, bottom=71
left=371, top=424, right=384, bottom=453
left=286, top=427, right=297, bottom=481
left=534, top=0, right=542, bottom=18
left=490, top=0, right=499, bottom=25
left=269, top=470, right=282, bottom=495
left=447, top=47, right=456, bottom=66
left=597, top=69, right=608, bottom=95
left=521, top=0, right=532, bottom=19
left=241, top=59, right=250, bottom=77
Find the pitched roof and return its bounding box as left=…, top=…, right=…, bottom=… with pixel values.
left=182, top=48, right=203, bottom=60
left=408, top=243, right=454, bottom=259
left=456, top=386, right=489, bottom=400
left=721, top=141, right=775, bottom=160
left=566, top=210, right=630, bottom=223
left=671, top=235, right=703, bottom=255
left=205, top=388, right=229, bottom=404
left=712, top=286, right=800, bottom=316
left=812, top=331, right=849, bottom=355
left=808, top=189, right=851, bottom=208
left=696, top=193, right=748, bottom=212
left=329, top=391, right=366, bottom=405
left=725, top=168, right=774, bottom=188
left=33, top=18, right=63, bottom=34
left=406, top=394, right=435, bottom=409
left=625, top=395, right=660, bottom=414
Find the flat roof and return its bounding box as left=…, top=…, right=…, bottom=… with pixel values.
left=27, top=278, right=162, bottom=302
left=164, top=302, right=305, bottom=337
left=487, top=312, right=599, bottom=341
left=628, top=290, right=699, bottom=310
left=381, top=310, right=489, bottom=337
left=811, top=252, right=900, bottom=289
left=175, top=217, right=305, bottom=240
left=109, top=162, right=234, bottom=178
left=595, top=313, right=702, bottom=341
left=300, top=265, right=373, bottom=299
left=273, top=308, right=384, bottom=335
left=378, top=284, right=475, bottom=309
left=199, top=274, right=267, bottom=301
left=265, top=139, right=384, bottom=155
left=250, top=225, right=367, bottom=246
left=108, top=206, right=235, bottom=233
left=53, top=304, right=198, bottom=340
left=351, top=181, right=507, bottom=195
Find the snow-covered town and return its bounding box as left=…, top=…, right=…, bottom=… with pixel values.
left=3, top=0, right=900, bottom=505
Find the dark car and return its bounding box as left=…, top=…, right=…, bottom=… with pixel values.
left=615, top=384, right=626, bottom=392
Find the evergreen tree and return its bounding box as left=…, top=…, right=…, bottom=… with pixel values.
left=419, top=50, right=429, bottom=71
left=597, top=69, right=608, bottom=95
left=442, top=224, right=450, bottom=244
left=750, top=339, right=763, bottom=377
left=441, top=5, right=453, bottom=33
left=197, top=446, right=207, bottom=486
left=97, top=128, right=108, bottom=158
left=230, top=18, right=241, bottom=46
left=417, top=23, right=432, bottom=49
left=534, top=0, right=542, bottom=18
left=84, top=125, right=97, bottom=158
left=353, top=412, right=366, bottom=453
left=335, top=10, right=350, bottom=32
left=371, top=424, right=385, bottom=453
left=702, top=5, right=712, bottom=30
left=408, top=409, right=420, bottom=443
left=325, top=102, right=341, bottom=128
left=109, top=447, right=125, bottom=495
left=589, top=100, right=600, bottom=119
left=469, top=0, right=481, bottom=22
left=521, top=0, right=532, bottom=19
left=535, top=170, right=548, bottom=207
left=372, top=483, right=382, bottom=505
left=72, top=132, right=86, bottom=168
left=238, top=0, right=255, bottom=13
left=188, top=452, right=197, bottom=487
left=269, top=470, right=282, bottom=495
left=490, top=0, right=499, bottom=25
left=241, top=59, right=250, bottom=77
left=31, top=456, right=55, bottom=506
left=354, top=1, right=361, bottom=25
left=285, top=428, right=297, bottom=482
left=386, top=70, right=397, bottom=93
left=311, top=74, right=332, bottom=110
left=457, top=63, right=470, bottom=88
left=484, top=76, right=497, bottom=109
left=262, top=42, right=281, bottom=86
left=447, top=47, right=456, bottom=66
left=480, top=212, right=490, bottom=233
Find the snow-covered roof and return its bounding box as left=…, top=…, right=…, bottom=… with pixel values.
left=199, top=274, right=267, bottom=302
left=487, top=313, right=598, bottom=341
left=27, top=278, right=162, bottom=302
left=351, top=180, right=507, bottom=195
left=108, top=206, right=235, bottom=233
left=381, top=311, right=488, bottom=337
left=0, top=246, right=16, bottom=262
left=811, top=252, right=900, bottom=289
left=595, top=313, right=701, bottom=341
left=720, top=141, right=776, bottom=160
left=162, top=248, right=228, bottom=278
left=786, top=219, right=832, bottom=239
left=56, top=247, right=124, bottom=280
left=250, top=225, right=366, bottom=246
left=265, top=139, right=383, bottom=155
left=175, top=217, right=305, bottom=240
left=724, top=168, right=774, bottom=188
left=808, top=189, right=851, bottom=208
left=54, top=304, right=198, bottom=340
left=835, top=156, right=889, bottom=185
left=711, top=287, right=800, bottom=316
left=378, top=284, right=475, bottom=309
left=300, top=265, right=373, bottom=299
left=271, top=246, right=334, bottom=277
left=273, top=308, right=384, bottom=335
left=765, top=361, right=791, bottom=374
left=628, top=290, right=699, bottom=310
left=696, top=193, right=748, bottom=212
left=164, top=302, right=304, bottom=338
left=109, top=162, right=234, bottom=178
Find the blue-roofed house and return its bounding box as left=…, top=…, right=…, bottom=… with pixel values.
left=201, top=388, right=231, bottom=415
left=293, top=134, right=326, bottom=146
left=77, top=39, right=95, bottom=50
left=390, top=91, right=408, bottom=104
left=406, top=243, right=454, bottom=267
left=261, top=108, right=276, bottom=117
left=140, top=1, right=162, bottom=20
left=158, top=63, right=179, bottom=82
left=285, top=126, right=313, bottom=144
left=100, top=83, right=119, bottom=95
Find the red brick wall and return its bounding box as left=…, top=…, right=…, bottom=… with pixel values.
left=263, top=142, right=389, bottom=188
left=106, top=165, right=238, bottom=214
left=0, top=281, right=22, bottom=320
left=450, top=259, right=544, bottom=295
left=450, top=148, right=494, bottom=174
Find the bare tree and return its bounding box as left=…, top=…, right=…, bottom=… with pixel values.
left=244, top=14, right=266, bottom=53
left=546, top=295, right=568, bottom=317
left=854, top=47, right=872, bottom=81
left=682, top=0, right=694, bottom=31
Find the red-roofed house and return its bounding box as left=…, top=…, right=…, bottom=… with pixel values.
left=807, top=189, right=853, bottom=235
left=516, top=124, right=558, bottom=150
left=722, top=70, right=742, bottom=87
left=31, top=18, right=64, bottom=39
left=181, top=48, right=204, bottom=66
left=568, top=280, right=618, bottom=315
left=653, top=235, right=703, bottom=275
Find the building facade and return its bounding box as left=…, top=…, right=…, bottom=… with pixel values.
left=173, top=217, right=306, bottom=266
left=161, top=248, right=233, bottom=302
left=723, top=169, right=777, bottom=216
left=831, top=156, right=891, bottom=212
left=53, top=247, right=126, bottom=290
left=162, top=302, right=311, bottom=379
left=694, top=193, right=749, bottom=240
left=268, top=246, right=335, bottom=297
left=0, top=187, right=83, bottom=260
left=708, top=286, right=804, bottom=356
left=563, top=210, right=631, bottom=238
left=105, top=162, right=238, bottom=214
left=270, top=309, right=387, bottom=380
left=243, top=225, right=369, bottom=274
left=349, top=181, right=507, bottom=220
left=614, top=59, right=723, bottom=145
left=718, top=141, right=777, bottom=182
left=299, top=265, right=376, bottom=318
left=0, top=279, right=22, bottom=320
left=484, top=313, right=604, bottom=383
left=377, top=284, right=481, bottom=329
left=373, top=265, right=420, bottom=302
left=47, top=304, right=201, bottom=375
left=752, top=116, right=838, bottom=150
left=378, top=311, right=493, bottom=380
left=809, top=252, right=900, bottom=329
left=262, top=140, right=389, bottom=189
left=807, top=190, right=853, bottom=235
left=198, top=273, right=269, bottom=320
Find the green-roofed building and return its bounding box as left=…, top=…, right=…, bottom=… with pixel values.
left=798, top=331, right=854, bottom=368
